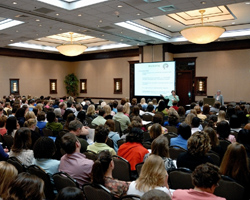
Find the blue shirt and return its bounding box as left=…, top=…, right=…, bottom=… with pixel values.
left=170, top=135, right=188, bottom=150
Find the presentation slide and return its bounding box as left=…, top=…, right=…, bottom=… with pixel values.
left=134, top=61, right=176, bottom=96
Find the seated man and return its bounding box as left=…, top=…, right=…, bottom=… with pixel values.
left=173, top=163, right=225, bottom=200
left=69, top=120, right=89, bottom=152
left=59, top=132, right=94, bottom=186
left=87, top=125, right=116, bottom=156
left=46, top=111, right=63, bottom=133
left=91, top=108, right=106, bottom=126
left=113, top=105, right=131, bottom=132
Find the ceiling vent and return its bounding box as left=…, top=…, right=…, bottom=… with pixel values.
left=34, top=7, right=55, bottom=14
left=143, top=0, right=162, bottom=2
left=158, top=5, right=176, bottom=12
left=15, top=15, right=29, bottom=18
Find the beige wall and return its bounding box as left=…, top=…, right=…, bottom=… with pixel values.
left=0, top=55, right=138, bottom=99
left=174, top=49, right=250, bottom=103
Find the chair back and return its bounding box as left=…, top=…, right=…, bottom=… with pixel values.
left=112, top=155, right=131, bottom=181
left=27, top=165, right=55, bottom=200
left=135, top=162, right=144, bottom=176
left=43, top=128, right=54, bottom=137
left=114, top=120, right=122, bottom=136
left=207, top=151, right=220, bottom=166
left=2, top=135, right=14, bottom=150
left=82, top=184, right=114, bottom=200
left=7, top=157, right=25, bottom=173
left=119, top=195, right=141, bottom=200
left=141, top=114, right=153, bottom=122
left=143, top=131, right=150, bottom=143
left=214, top=175, right=244, bottom=200
left=164, top=132, right=178, bottom=145
left=83, top=150, right=98, bottom=161
left=52, top=172, right=79, bottom=192
left=165, top=126, right=178, bottom=133
left=106, top=138, right=114, bottom=148
left=117, top=139, right=125, bottom=148
left=168, top=168, right=193, bottom=189
left=142, top=142, right=151, bottom=149
left=169, top=145, right=187, bottom=160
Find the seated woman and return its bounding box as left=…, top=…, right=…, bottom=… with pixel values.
left=33, top=137, right=60, bottom=177
left=86, top=105, right=98, bottom=120
left=123, top=102, right=130, bottom=117
left=15, top=107, right=26, bottom=127
left=105, top=119, right=120, bottom=152
left=9, top=127, right=34, bottom=166
left=173, top=163, right=225, bottom=200
left=6, top=116, right=18, bottom=137
left=87, top=125, right=116, bottom=156
left=177, top=131, right=213, bottom=171
left=177, top=106, right=186, bottom=123
left=91, top=150, right=130, bottom=198
left=55, top=187, right=84, bottom=200
left=147, top=123, right=162, bottom=144
left=148, top=114, right=168, bottom=134
left=129, top=106, right=140, bottom=121
left=36, top=111, right=47, bottom=135
left=0, top=161, right=18, bottom=199
left=127, top=154, right=171, bottom=197
left=23, top=118, right=41, bottom=148
left=155, top=100, right=168, bottom=119
left=103, top=105, right=113, bottom=120
left=163, top=108, right=180, bottom=128
left=217, top=110, right=229, bottom=123
left=170, top=123, right=191, bottom=150
left=144, top=135, right=176, bottom=172
left=217, top=121, right=236, bottom=143
left=118, top=127, right=149, bottom=173
left=5, top=172, right=44, bottom=200
left=220, top=143, right=250, bottom=199
left=0, top=115, right=7, bottom=136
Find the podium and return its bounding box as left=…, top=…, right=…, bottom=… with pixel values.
left=203, top=98, right=215, bottom=106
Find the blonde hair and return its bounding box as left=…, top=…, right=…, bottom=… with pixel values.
left=140, top=98, right=146, bottom=104
left=188, top=131, right=211, bottom=156
left=86, top=105, right=95, bottom=116
left=103, top=105, right=111, bottom=115
left=35, top=103, right=44, bottom=112
left=217, top=110, right=226, bottom=123
left=0, top=161, right=18, bottom=199
left=24, top=118, right=37, bottom=128
left=123, top=102, right=130, bottom=115
left=185, top=113, right=196, bottom=126
left=25, top=111, right=36, bottom=121
left=136, top=155, right=167, bottom=192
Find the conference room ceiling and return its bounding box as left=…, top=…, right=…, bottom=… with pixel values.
left=0, top=0, right=250, bottom=54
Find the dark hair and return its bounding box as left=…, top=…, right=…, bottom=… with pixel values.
left=126, top=127, right=143, bottom=143
left=158, top=101, right=166, bottom=112
left=77, top=111, right=86, bottom=123
left=229, top=114, right=241, bottom=128
left=6, top=117, right=17, bottom=134
left=192, top=163, right=221, bottom=189
left=94, top=125, right=109, bottom=143
left=149, top=123, right=162, bottom=140
left=12, top=127, right=32, bottom=153
left=63, top=109, right=74, bottom=121
left=61, top=133, right=77, bottom=154
left=33, top=137, right=56, bottom=159
left=204, top=127, right=219, bottom=148
left=120, top=98, right=126, bottom=105
left=98, top=108, right=105, bottom=116
left=105, top=119, right=115, bottom=132
left=15, top=108, right=26, bottom=118
left=64, top=113, right=76, bottom=130
left=132, top=106, right=140, bottom=116
left=67, top=101, right=73, bottom=108
left=147, top=104, right=154, bottom=112
left=55, top=187, right=84, bottom=200
left=202, top=104, right=210, bottom=115
left=191, top=117, right=201, bottom=128
left=152, top=114, right=163, bottom=125
left=177, top=106, right=185, bottom=116
left=6, top=172, right=44, bottom=200
left=151, top=135, right=169, bottom=158
left=37, top=111, right=46, bottom=121
left=217, top=121, right=230, bottom=139
left=178, top=123, right=191, bottom=140
left=91, top=150, right=112, bottom=185
left=0, top=115, right=7, bottom=128
left=47, top=111, right=56, bottom=123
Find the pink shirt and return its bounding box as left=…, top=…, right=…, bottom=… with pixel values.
left=59, top=152, right=94, bottom=186
left=173, top=189, right=226, bottom=200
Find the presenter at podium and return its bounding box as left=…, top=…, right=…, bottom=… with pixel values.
left=161, top=90, right=180, bottom=107
left=214, top=90, right=224, bottom=105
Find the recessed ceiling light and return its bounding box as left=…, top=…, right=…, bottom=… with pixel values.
left=59, top=28, right=62, bottom=30
left=10, top=40, right=13, bottom=42
left=232, top=22, right=235, bottom=24
left=39, top=24, right=42, bottom=26
left=16, top=30, right=18, bottom=32
left=121, top=39, right=123, bottom=41
left=137, top=13, right=141, bottom=16
left=168, top=25, right=171, bottom=27
left=99, top=20, right=102, bottom=23
left=13, top=2, right=17, bottom=4
left=97, top=25, right=100, bottom=27
left=150, top=17, right=154, bottom=20
left=121, top=31, right=123, bottom=34
left=245, top=2, right=250, bottom=4
left=117, top=5, right=123, bottom=8
left=102, top=34, right=104, bottom=36
left=56, top=13, right=59, bottom=16
left=78, top=14, right=82, bottom=16
left=36, top=19, right=40, bottom=22
left=200, top=1, right=206, bottom=4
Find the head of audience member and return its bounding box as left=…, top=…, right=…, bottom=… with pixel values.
left=123, top=102, right=130, bottom=115
left=54, top=108, right=62, bottom=118
left=61, top=133, right=80, bottom=154
left=36, top=111, right=45, bottom=122
left=91, top=150, right=113, bottom=185
left=103, top=105, right=111, bottom=116
left=131, top=105, right=140, bottom=116
left=213, top=101, right=221, bottom=109
left=229, top=114, right=241, bottom=129
left=204, top=126, right=219, bottom=149
left=194, top=106, right=202, bottom=114
left=217, top=110, right=226, bottom=123
left=207, top=115, right=218, bottom=128
left=238, top=129, right=250, bottom=146
left=63, top=109, right=74, bottom=121
left=126, top=127, right=143, bottom=144
left=191, top=117, right=201, bottom=128
left=140, top=98, right=146, bottom=105
left=128, top=119, right=142, bottom=132
left=120, top=98, right=126, bottom=106
left=15, top=107, right=26, bottom=119
left=98, top=108, right=105, bottom=117
left=184, top=113, right=196, bottom=126
left=55, top=187, right=84, bottom=200
left=157, top=101, right=166, bottom=112
left=168, top=109, right=179, bottom=126
left=68, top=120, right=83, bottom=136
left=189, top=102, right=196, bottom=110
left=33, top=137, right=56, bottom=159
left=216, top=120, right=230, bottom=140
left=86, top=104, right=96, bottom=116
left=146, top=104, right=154, bottom=113
left=220, top=143, right=249, bottom=182
left=94, top=125, right=109, bottom=143
left=77, top=111, right=86, bottom=124
left=219, top=105, right=227, bottom=112
left=23, top=118, right=37, bottom=132
left=202, top=104, right=210, bottom=115
left=5, top=172, right=44, bottom=200
left=11, top=127, right=32, bottom=153
left=0, top=115, right=7, bottom=128
left=188, top=131, right=211, bottom=157
left=190, top=109, right=197, bottom=116
left=172, top=100, right=178, bottom=106
left=152, top=114, right=163, bottom=126
left=136, top=154, right=168, bottom=193
left=105, top=119, right=115, bottom=132
left=116, top=105, right=123, bottom=113
left=141, top=189, right=172, bottom=200
left=244, top=123, right=250, bottom=130
left=131, top=98, right=137, bottom=106
left=35, top=103, right=44, bottom=112
left=178, top=123, right=191, bottom=140
left=113, top=100, right=118, bottom=109
left=191, top=163, right=221, bottom=194
left=47, top=111, right=56, bottom=123
left=0, top=161, right=18, bottom=199
left=151, top=135, right=170, bottom=158
left=177, top=106, right=185, bottom=117
left=6, top=116, right=18, bottom=134
left=149, top=123, right=162, bottom=140
left=152, top=98, right=157, bottom=105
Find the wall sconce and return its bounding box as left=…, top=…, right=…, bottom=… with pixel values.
left=50, top=79, right=57, bottom=94
left=80, top=79, right=87, bottom=93
left=114, top=78, right=122, bottom=94
left=10, top=79, right=19, bottom=94
left=195, top=77, right=207, bottom=96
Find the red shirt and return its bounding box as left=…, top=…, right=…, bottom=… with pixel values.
left=118, top=142, right=149, bottom=171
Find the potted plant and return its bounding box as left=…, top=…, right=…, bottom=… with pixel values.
left=64, top=73, right=79, bottom=97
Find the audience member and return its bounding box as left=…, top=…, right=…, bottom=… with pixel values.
left=177, top=106, right=185, bottom=123
left=113, top=105, right=131, bottom=132
left=148, top=114, right=168, bottom=134
left=55, top=187, right=84, bottom=200
left=217, top=110, right=228, bottom=123
left=36, top=111, right=47, bottom=134
left=195, top=106, right=207, bottom=121
left=141, top=189, right=172, bottom=200
left=238, top=129, right=250, bottom=157
left=105, top=119, right=120, bottom=152
left=46, top=111, right=63, bottom=133
left=103, top=105, right=113, bottom=119
left=217, top=121, right=236, bottom=143
left=210, top=101, right=221, bottom=114
left=0, top=116, right=7, bottom=136
left=91, top=150, right=130, bottom=198
left=170, top=123, right=191, bottom=150
left=123, top=102, right=130, bottom=117
left=91, top=108, right=106, bottom=126
left=86, top=104, right=98, bottom=120
left=185, top=102, right=196, bottom=116
left=23, top=118, right=40, bottom=148
left=191, top=117, right=201, bottom=134
left=59, top=133, right=94, bottom=186
left=147, top=123, right=162, bottom=143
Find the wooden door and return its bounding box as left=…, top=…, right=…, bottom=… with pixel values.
left=176, top=70, right=193, bottom=107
